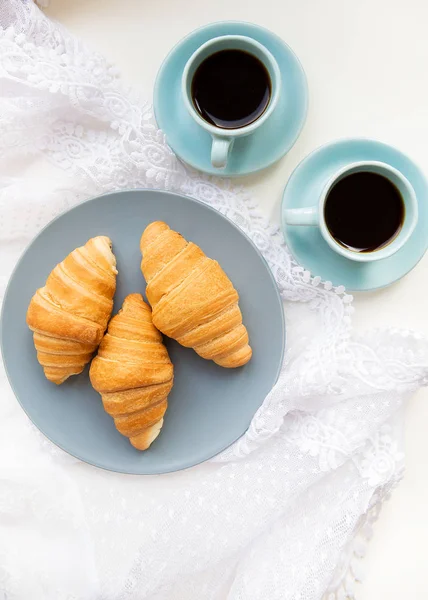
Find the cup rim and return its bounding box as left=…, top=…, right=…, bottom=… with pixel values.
left=182, top=34, right=281, bottom=137
left=318, top=160, right=418, bottom=262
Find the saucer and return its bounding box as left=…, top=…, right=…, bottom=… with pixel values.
left=154, top=21, right=308, bottom=177
left=282, top=139, right=428, bottom=291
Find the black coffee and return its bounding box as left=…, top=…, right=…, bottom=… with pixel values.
left=191, top=49, right=271, bottom=129
left=324, top=172, right=405, bottom=253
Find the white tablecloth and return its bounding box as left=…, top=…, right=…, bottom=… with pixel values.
left=1, top=1, right=428, bottom=599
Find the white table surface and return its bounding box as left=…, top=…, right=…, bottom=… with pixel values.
left=44, top=0, right=428, bottom=597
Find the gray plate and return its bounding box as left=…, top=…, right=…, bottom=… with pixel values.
left=0, top=190, right=285, bottom=474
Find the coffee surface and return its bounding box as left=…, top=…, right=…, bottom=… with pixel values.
left=324, top=172, right=405, bottom=253
left=191, top=49, right=271, bottom=129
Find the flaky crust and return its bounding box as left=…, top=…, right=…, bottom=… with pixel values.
left=89, top=294, right=173, bottom=451
left=26, top=236, right=117, bottom=384
left=140, top=221, right=252, bottom=368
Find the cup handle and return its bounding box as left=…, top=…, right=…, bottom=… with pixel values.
left=283, top=206, right=319, bottom=226
left=211, top=137, right=234, bottom=169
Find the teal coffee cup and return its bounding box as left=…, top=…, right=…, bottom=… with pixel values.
left=283, top=161, right=418, bottom=262
left=182, top=35, right=281, bottom=169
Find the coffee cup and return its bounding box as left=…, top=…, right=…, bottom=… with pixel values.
left=283, top=161, right=418, bottom=262
left=182, top=35, right=281, bottom=169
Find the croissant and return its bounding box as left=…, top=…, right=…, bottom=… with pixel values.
left=26, top=236, right=117, bottom=385
left=89, top=294, right=173, bottom=450
left=140, top=221, right=252, bottom=368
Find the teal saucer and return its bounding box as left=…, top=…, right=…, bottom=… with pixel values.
left=282, top=139, right=428, bottom=291
left=154, top=22, right=308, bottom=177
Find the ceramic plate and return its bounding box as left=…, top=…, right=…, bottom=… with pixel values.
left=282, top=138, right=428, bottom=290
left=1, top=190, right=285, bottom=474
left=154, top=21, right=308, bottom=176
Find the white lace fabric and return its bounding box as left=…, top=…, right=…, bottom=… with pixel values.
left=0, top=2, right=427, bottom=599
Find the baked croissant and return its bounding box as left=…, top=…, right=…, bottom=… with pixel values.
left=26, top=236, right=117, bottom=384
left=89, top=294, right=173, bottom=450
left=140, top=221, right=252, bottom=368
